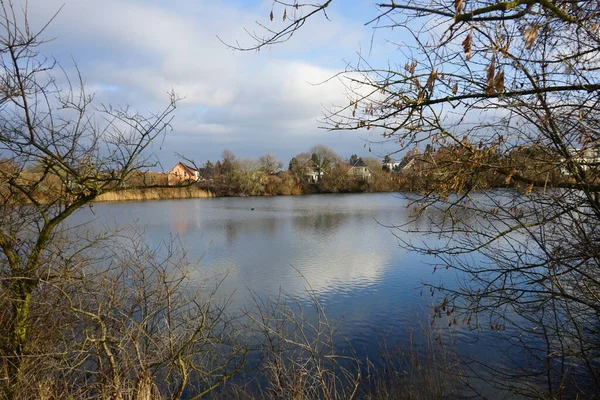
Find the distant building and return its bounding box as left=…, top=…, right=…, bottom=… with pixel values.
left=168, top=162, right=200, bottom=186
left=349, top=159, right=372, bottom=181
left=306, top=170, right=325, bottom=183
left=384, top=161, right=400, bottom=171
left=560, top=147, right=600, bottom=175
left=397, top=157, right=416, bottom=171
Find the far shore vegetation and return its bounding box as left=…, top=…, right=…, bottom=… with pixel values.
left=2, top=142, right=571, bottom=204
left=97, top=141, right=572, bottom=201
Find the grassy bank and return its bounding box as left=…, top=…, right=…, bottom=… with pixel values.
left=95, top=186, right=214, bottom=202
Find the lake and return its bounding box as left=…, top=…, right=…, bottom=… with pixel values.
left=72, top=192, right=519, bottom=393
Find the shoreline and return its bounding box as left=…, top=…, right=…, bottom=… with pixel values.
left=94, top=186, right=215, bottom=202
left=92, top=184, right=522, bottom=203
left=93, top=186, right=399, bottom=203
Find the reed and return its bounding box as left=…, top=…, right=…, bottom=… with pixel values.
left=95, top=186, right=214, bottom=202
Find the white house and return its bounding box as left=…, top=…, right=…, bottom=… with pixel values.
left=560, top=147, right=600, bottom=175
left=384, top=161, right=400, bottom=170
left=349, top=159, right=372, bottom=181
left=306, top=170, right=325, bottom=183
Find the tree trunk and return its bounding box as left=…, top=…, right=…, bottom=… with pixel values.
left=7, top=285, right=32, bottom=399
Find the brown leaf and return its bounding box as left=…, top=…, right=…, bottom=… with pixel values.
left=404, top=61, right=417, bottom=74
left=504, top=169, right=516, bottom=185
left=487, top=55, right=496, bottom=83
left=485, top=55, right=496, bottom=94
left=524, top=24, right=538, bottom=49
left=269, top=10, right=273, bottom=21
left=283, top=8, right=287, bottom=21
left=454, top=0, right=465, bottom=13
left=426, top=71, right=438, bottom=91
left=494, top=70, right=505, bottom=93
left=462, top=31, right=472, bottom=60
left=452, top=82, right=458, bottom=95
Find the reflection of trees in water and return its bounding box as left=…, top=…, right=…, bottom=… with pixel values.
left=264, top=217, right=278, bottom=238
left=292, top=213, right=346, bottom=236
left=224, top=217, right=283, bottom=246
left=292, top=206, right=424, bottom=238
left=350, top=210, right=370, bottom=225
left=225, top=220, right=238, bottom=246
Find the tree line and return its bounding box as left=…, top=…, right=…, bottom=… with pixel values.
left=1, top=138, right=577, bottom=203
left=176, top=141, right=574, bottom=198
left=186, top=145, right=401, bottom=196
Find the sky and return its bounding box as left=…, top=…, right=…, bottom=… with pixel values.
left=25, top=0, right=403, bottom=170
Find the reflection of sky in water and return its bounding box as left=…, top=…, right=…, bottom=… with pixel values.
left=70, top=193, right=532, bottom=382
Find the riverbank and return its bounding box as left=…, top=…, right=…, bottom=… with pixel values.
left=92, top=185, right=399, bottom=202
left=94, top=186, right=214, bottom=202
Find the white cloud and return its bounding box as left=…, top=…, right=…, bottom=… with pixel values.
left=23, top=0, right=379, bottom=165
left=192, top=123, right=233, bottom=135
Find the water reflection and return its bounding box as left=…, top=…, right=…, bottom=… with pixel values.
left=69, top=194, right=483, bottom=362
left=74, top=194, right=412, bottom=300
left=225, top=220, right=238, bottom=245
left=292, top=213, right=346, bottom=236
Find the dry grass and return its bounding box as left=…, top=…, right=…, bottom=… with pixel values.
left=363, top=325, right=461, bottom=400
left=215, top=287, right=461, bottom=400
left=95, top=186, right=214, bottom=202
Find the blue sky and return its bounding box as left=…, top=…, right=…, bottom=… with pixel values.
left=27, top=0, right=405, bottom=169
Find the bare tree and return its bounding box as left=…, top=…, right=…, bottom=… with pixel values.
left=309, top=145, right=339, bottom=166
left=0, top=226, right=246, bottom=399
left=219, top=149, right=237, bottom=182
left=0, top=3, right=186, bottom=397
left=222, top=149, right=237, bottom=164
left=234, top=0, right=600, bottom=396
left=309, top=144, right=339, bottom=176
left=259, top=153, right=283, bottom=175
left=232, top=158, right=268, bottom=196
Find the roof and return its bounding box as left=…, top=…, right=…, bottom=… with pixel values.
left=172, top=162, right=199, bottom=176
left=349, top=159, right=368, bottom=168
left=397, top=157, right=413, bottom=169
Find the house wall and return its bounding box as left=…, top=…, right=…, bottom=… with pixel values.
left=168, top=164, right=194, bottom=186
left=305, top=170, right=325, bottom=183
left=560, top=148, right=600, bottom=174
left=351, top=166, right=371, bottom=180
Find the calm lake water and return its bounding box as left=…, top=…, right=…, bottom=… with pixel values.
left=72, top=192, right=515, bottom=379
